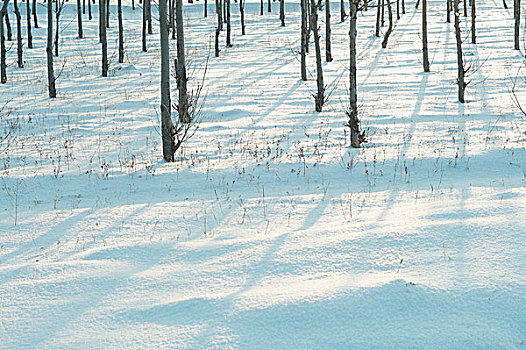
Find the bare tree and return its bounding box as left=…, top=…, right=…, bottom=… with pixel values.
left=310, top=0, right=325, bottom=111
left=381, top=0, right=393, bottom=48
left=453, top=0, right=465, bottom=102
left=239, top=0, right=245, bottom=34
left=447, top=0, right=451, bottom=23
left=471, top=0, right=475, bottom=43
left=0, top=0, right=8, bottom=84
left=326, top=0, right=332, bottom=61
left=340, top=0, right=345, bottom=21
left=375, top=0, right=381, bottom=37
left=13, top=0, right=22, bottom=67
left=101, top=0, right=108, bottom=76
left=77, top=0, right=84, bottom=38
left=54, top=0, right=65, bottom=56
left=226, top=0, right=231, bottom=46
left=118, top=0, right=124, bottom=62
left=300, top=0, right=307, bottom=80
left=142, top=0, right=147, bottom=51
left=348, top=0, right=363, bottom=147
left=26, top=0, right=32, bottom=48
left=280, top=0, right=285, bottom=26
left=176, top=0, right=189, bottom=122
left=204, top=0, right=208, bottom=17
left=422, top=0, right=429, bottom=71
left=47, top=0, right=56, bottom=97
left=4, top=7, right=11, bottom=41
left=32, top=0, right=38, bottom=28
left=514, top=0, right=520, bottom=49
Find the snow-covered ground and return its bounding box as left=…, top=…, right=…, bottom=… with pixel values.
left=1, top=0, right=526, bottom=348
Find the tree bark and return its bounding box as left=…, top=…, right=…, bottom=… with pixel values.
left=101, top=0, right=108, bottom=76
left=26, top=0, right=32, bottom=48
left=311, top=0, right=324, bottom=112
left=471, top=0, right=475, bottom=43
left=226, top=0, right=231, bottom=46
left=142, top=0, right=147, bottom=50
left=32, top=0, right=38, bottom=27
left=300, top=0, right=307, bottom=80
left=280, top=0, right=285, bottom=26
left=0, top=0, right=8, bottom=83
left=349, top=0, right=361, bottom=148
left=77, top=0, right=83, bottom=38
left=340, top=0, right=345, bottom=21
left=268, top=0, right=271, bottom=12
left=260, top=0, right=263, bottom=14
left=446, top=0, right=451, bottom=23
left=54, top=0, right=60, bottom=56
left=176, top=0, right=189, bottom=122
left=215, top=26, right=220, bottom=56
left=118, top=0, right=123, bottom=62
left=514, top=0, right=520, bottom=50
left=159, top=0, right=176, bottom=161
left=375, top=0, right=380, bottom=36
left=106, top=0, right=110, bottom=28
left=239, top=0, right=245, bottom=34
left=422, top=0, right=429, bottom=71
left=147, top=0, right=152, bottom=34
left=14, top=0, right=22, bottom=67
left=4, top=8, right=11, bottom=41
left=381, top=0, right=392, bottom=48
left=46, top=0, right=56, bottom=97
left=89, top=0, right=92, bottom=20
left=325, top=0, right=332, bottom=61
left=381, top=0, right=384, bottom=26
left=205, top=0, right=208, bottom=17
left=454, top=0, right=465, bottom=102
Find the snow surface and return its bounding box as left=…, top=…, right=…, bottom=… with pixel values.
left=1, top=0, right=526, bottom=348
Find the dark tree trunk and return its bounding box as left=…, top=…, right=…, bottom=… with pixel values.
left=381, top=0, right=392, bottom=48
left=471, top=0, right=475, bottom=43
left=340, top=0, right=345, bottom=21
left=142, top=0, right=147, bottom=50
left=375, top=0, right=380, bottom=36
left=446, top=0, right=451, bottom=23
left=260, top=0, right=263, bottom=14
left=349, top=0, right=361, bottom=148
left=5, top=7, right=11, bottom=41
left=118, top=0, right=123, bottom=62
left=239, top=0, right=245, bottom=34
left=503, top=0, right=508, bottom=8
left=148, top=0, right=152, bottom=34
left=267, top=0, right=271, bottom=12
left=215, top=26, right=220, bottom=56
left=454, top=0, right=465, bottom=102
left=54, top=0, right=59, bottom=56
left=310, top=0, right=324, bottom=112
left=83, top=0, right=85, bottom=13
left=0, top=0, right=8, bottom=84
left=171, top=0, right=175, bottom=38
left=396, top=0, right=399, bottom=19
left=176, top=0, right=189, bottom=122
left=106, top=0, right=110, bottom=28
left=14, top=0, right=22, bottom=67
left=205, top=0, right=207, bottom=16
left=101, top=0, right=108, bottom=76
left=402, top=0, right=405, bottom=13
left=32, top=0, right=38, bottom=27
left=381, top=0, right=384, bottom=26
left=26, top=0, right=32, bottom=48
left=88, top=0, right=92, bottom=20
left=422, top=0, right=429, bottom=71
left=463, top=0, right=466, bottom=16
left=46, top=0, right=56, bottom=96
left=300, top=0, right=306, bottom=80
left=514, top=0, right=520, bottom=49
left=226, top=0, right=231, bottom=46
left=77, top=0, right=83, bottom=38
left=280, top=0, right=285, bottom=26
left=159, top=0, right=176, bottom=161
left=325, top=0, right=332, bottom=61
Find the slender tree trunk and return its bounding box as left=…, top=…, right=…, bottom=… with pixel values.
left=453, top=0, right=465, bottom=102
left=99, top=0, right=102, bottom=41
left=106, top=0, right=110, bottom=28
left=311, top=0, right=324, bottom=112
left=54, top=0, right=59, bottom=56
left=101, top=0, right=108, bottom=76
left=147, top=0, right=152, bottom=34
left=226, top=0, right=231, bottom=46
left=83, top=0, right=85, bottom=14
left=205, top=0, right=208, bottom=16
left=446, top=0, right=451, bottom=23
left=88, top=0, right=92, bottom=20
left=118, top=0, right=123, bottom=62
left=381, top=0, right=384, bottom=26
left=159, top=0, right=176, bottom=161
left=260, top=0, right=263, bottom=14
left=171, top=0, right=176, bottom=39
left=5, top=7, right=11, bottom=41
left=503, top=0, right=508, bottom=8
left=77, top=0, right=83, bottom=37
left=26, top=0, right=32, bottom=48
left=300, top=0, right=306, bottom=80
left=0, top=0, right=8, bottom=84
left=340, top=0, right=345, bottom=21
left=142, top=0, right=147, bottom=50
left=375, top=0, right=381, bottom=36
left=239, top=0, right=245, bottom=34
left=306, top=0, right=310, bottom=52
left=216, top=0, right=222, bottom=30
left=46, top=0, right=56, bottom=96
left=176, top=0, right=189, bottom=122
left=215, top=26, right=220, bottom=56
left=381, top=0, right=392, bottom=47
left=349, top=0, right=361, bottom=148
left=32, top=0, right=38, bottom=27
left=325, top=0, right=332, bottom=61
left=402, top=0, right=405, bottom=13
left=463, top=0, right=466, bottom=16
left=422, top=0, right=429, bottom=71
left=267, top=0, right=271, bottom=12
left=514, top=0, right=520, bottom=50
left=471, top=0, right=475, bottom=43
left=14, top=0, right=22, bottom=67
left=396, top=0, right=399, bottom=19
left=280, top=0, right=285, bottom=26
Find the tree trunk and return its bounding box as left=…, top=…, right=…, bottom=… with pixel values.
left=205, top=0, right=208, bottom=17
left=77, top=0, right=83, bottom=38
left=453, top=0, right=465, bottom=102
left=503, top=0, right=508, bottom=9
left=0, top=0, right=8, bottom=84
left=446, top=0, right=451, bottom=23
left=4, top=8, right=11, bottom=41
left=88, top=0, right=92, bottom=20
left=215, top=26, right=220, bottom=56
left=171, top=0, right=176, bottom=39
left=422, top=0, right=429, bottom=71
left=260, top=0, right=263, bottom=14
left=26, top=0, right=32, bottom=48
left=132, top=0, right=134, bottom=10
left=14, top=0, right=22, bottom=67
left=148, top=0, right=152, bottom=34
left=375, top=0, right=380, bottom=36
left=46, top=0, right=56, bottom=96
left=32, top=0, right=38, bottom=27
left=226, top=0, right=231, bottom=46
left=463, top=0, right=466, bottom=16
left=381, top=0, right=392, bottom=48
left=471, top=0, right=475, bottom=43
left=396, top=0, right=399, bottom=19
left=101, top=0, right=108, bottom=76
left=54, top=0, right=59, bottom=56
left=514, top=0, right=520, bottom=49
left=268, top=0, right=271, bottom=12
left=349, top=0, right=361, bottom=148
left=402, top=0, right=405, bottom=13
left=381, top=0, right=384, bottom=26
left=300, top=0, right=306, bottom=80
left=106, top=0, right=110, bottom=28
left=239, top=0, right=245, bottom=34
left=142, top=0, right=147, bottom=50
left=311, top=0, right=324, bottom=112
left=325, top=0, right=332, bottom=61
left=99, top=0, right=102, bottom=41
left=159, top=0, right=176, bottom=161
left=216, top=0, right=222, bottom=30
left=340, top=0, right=345, bottom=21
left=280, top=0, right=285, bottom=26
left=176, top=0, right=189, bottom=122
left=118, top=0, right=123, bottom=62
left=83, top=0, right=86, bottom=14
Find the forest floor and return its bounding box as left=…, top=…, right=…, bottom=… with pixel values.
left=1, top=0, right=526, bottom=348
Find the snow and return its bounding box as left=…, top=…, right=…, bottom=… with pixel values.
left=1, top=0, right=526, bottom=348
